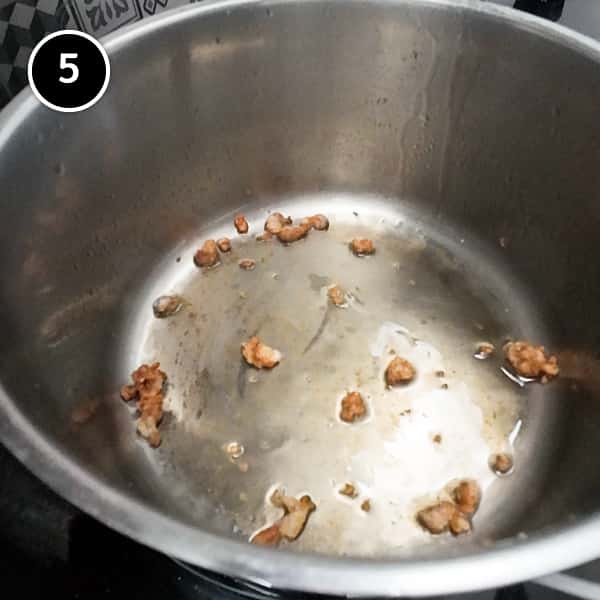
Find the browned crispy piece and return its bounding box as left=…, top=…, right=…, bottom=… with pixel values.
left=339, top=483, right=358, bottom=498
left=449, top=511, right=471, bottom=535
left=417, top=501, right=456, bottom=534
left=350, top=238, right=375, bottom=256
left=475, top=342, right=495, bottom=358
left=433, top=434, right=442, bottom=444
left=453, top=480, right=480, bottom=515
left=241, top=336, right=282, bottom=369
left=234, top=214, right=249, bottom=234
left=504, top=341, right=559, bottom=380
left=264, top=212, right=292, bottom=234
left=277, top=223, right=310, bottom=244
left=361, top=499, right=371, bottom=512
left=152, top=295, right=183, bottom=318
left=252, top=491, right=316, bottom=546
left=385, top=356, right=416, bottom=386
left=194, top=239, right=219, bottom=268
left=301, top=214, right=329, bottom=231
left=256, top=231, right=273, bottom=242
left=120, top=363, right=167, bottom=448
left=272, top=491, right=316, bottom=540
left=251, top=524, right=282, bottom=546
left=490, top=453, right=514, bottom=475
left=328, top=285, right=346, bottom=307
left=340, top=391, right=366, bottom=423
left=238, top=258, right=256, bottom=270
left=217, top=237, right=232, bottom=252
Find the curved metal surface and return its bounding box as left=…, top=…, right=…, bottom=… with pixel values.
left=2, top=0, right=600, bottom=595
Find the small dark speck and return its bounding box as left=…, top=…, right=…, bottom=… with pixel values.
left=412, top=50, right=418, bottom=59
left=353, top=211, right=359, bottom=217
left=441, top=383, right=449, bottom=390
left=215, top=37, right=221, bottom=44
left=176, top=256, right=181, bottom=263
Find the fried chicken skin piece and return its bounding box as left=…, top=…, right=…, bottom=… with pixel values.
left=251, top=524, right=282, bottom=546
left=453, top=480, right=480, bottom=515
left=264, top=212, right=292, bottom=235
left=504, top=341, right=559, bottom=380
left=339, top=391, right=367, bottom=423
left=301, top=214, right=329, bottom=231
left=216, top=237, right=232, bottom=252
left=327, top=285, right=346, bottom=307
left=449, top=511, right=471, bottom=535
left=234, top=214, right=249, bottom=234
left=256, top=231, right=273, bottom=242
left=350, top=238, right=375, bottom=256
left=120, top=362, right=167, bottom=447
left=194, top=239, right=220, bottom=268
left=490, top=453, right=514, bottom=475
left=277, top=223, right=310, bottom=244
left=241, top=336, right=282, bottom=369
left=385, top=357, right=416, bottom=386
left=417, top=501, right=457, bottom=534
left=251, top=490, right=316, bottom=546
left=152, top=295, right=183, bottom=318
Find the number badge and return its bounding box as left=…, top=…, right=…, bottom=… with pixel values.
left=28, top=31, right=110, bottom=113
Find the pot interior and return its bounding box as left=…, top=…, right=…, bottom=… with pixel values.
left=1, top=0, right=600, bottom=571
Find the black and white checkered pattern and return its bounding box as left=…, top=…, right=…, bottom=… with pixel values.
left=0, top=0, right=190, bottom=108
left=0, top=0, right=70, bottom=98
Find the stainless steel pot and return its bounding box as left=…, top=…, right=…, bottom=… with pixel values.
left=2, top=0, right=600, bottom=596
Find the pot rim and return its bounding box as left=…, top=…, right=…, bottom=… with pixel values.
left=2, top=0, right=600, bottom=595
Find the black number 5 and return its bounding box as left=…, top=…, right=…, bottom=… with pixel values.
left=59, top=53, right=79, bottom=84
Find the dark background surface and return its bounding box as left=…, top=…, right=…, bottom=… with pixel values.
left=0, top=442, right=576, bottom=600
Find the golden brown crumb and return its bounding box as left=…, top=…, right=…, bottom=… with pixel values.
left=264, top=212, right=292, bottom=234
left=251, top=524, right=282, bottom=546
left=301, top=214, right=329, bottom=231
left=238, top=258, right=256, bottom=270
left=490, top=452, right=514, bottom=475
left=350, top=238, right=375, bottom=256
left=361, top=499, right=371, bottom=512
left=449, top=511, right=471, bottom=535
left=504, top=341, right=559, bottom=379
left=475, top=342, right=495, bottom=358
left=120, top=363, right=167, bottom=447
left=234, top=214, right=249, bottom=234
left=194, top=239, right=219, bottom=268
left=340, top=391, right=366, bottom=423
left=272, top=492, right=316, bottom=540
left=327, top=285, right=346, bottom=307
left=433, top=434, right=442, bottom=444
left=256, top=231, right=273, bottom=242
left=339, top=483, right=358, bottom=498
left=441, top=383, right=449, bottom=390
left=252, top=490, right=316, bottom=546
left=385, top=356, right=416, bottom=386
left=435, top=370, right=445, bottom=377
left=217, top=237, right=231, bottom=252
left=241, top=336, right=282, bottom=369
left=277, top=223, right=310, bottom=243
left=152, top=295, right=183, bottom=318
left=453, top=480, right=480, bottom=515
left=417, top=501, right=456, bottom=534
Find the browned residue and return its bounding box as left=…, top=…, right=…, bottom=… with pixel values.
left=120, top=363, right=167, bottom=448
left=251, top=490, right=316, bottom=546
left=241, top=336, right=282, bottom=369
